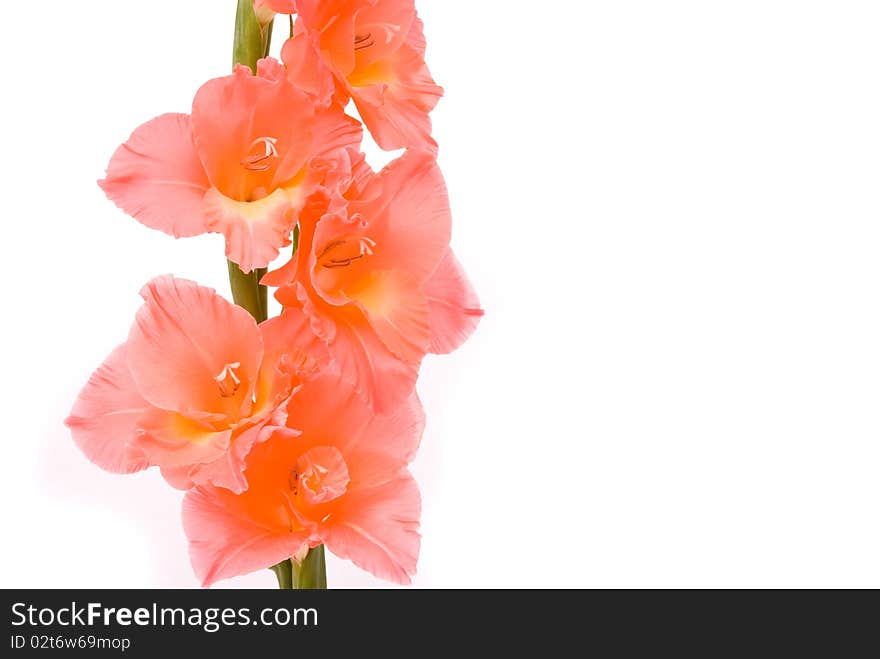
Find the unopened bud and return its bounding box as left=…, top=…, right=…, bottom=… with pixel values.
left=253, top=4, right=275, bottom=27
left=291, top=542, right=310, bottom=566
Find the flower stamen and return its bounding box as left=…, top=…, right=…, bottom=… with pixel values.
left=214, top=362, right=242, bottom=398
left=354, top=32, right=374, bottom=50
left=293, top=447, right=350, bottom=505
left=318, top=237, right=377, bottom=269
left=241, top=136, right=279, bottom=172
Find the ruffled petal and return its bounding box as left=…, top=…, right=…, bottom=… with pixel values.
left=349, top=16, right=442, bottom=152
left=423, top=249, right=483, bottom=354
left=322, top=473, right=421, bottom=585
left=131, top=408, right=232, bottom=471
left=348, top=270, right=431, bottom=364
left=184, top=422, right=278, bottom=494
left=344, top=393, right=425, bottom=489
left=160, top=464, right=197, bottom=490
left=203, top=187, right=295, bottom=273
left=191, top=64, right=316, bottom=200
left=351, top=392, right=424, bottom=467
left=191, top=62, right=360, bottom=273
left=281, top=29, right=337, bottom=107
left=272, top=153, right=445, bottom=412
left=65, top=344, right=150, bottom=474
left=352, top=67, right=441, bottom=152
left=182, top=428, right=311, bottom=584
left=309, top=105, right=365, bottom=162
left=181, top=375, right=423, bottom=586
left=349, top=0, right=415, bottom=70
left=99, top=113, right=210, bottom=238
left=126, top=276, right=263, bottom=419
left=293, top=0, right=371, bottom=77
left=282, top=372, right=421, bottom=484
left=264, top=190, right=332, bottom=292
left=183, top=485, right=308, bottom=587
left=333, top=316, right=419, bottom=414
left=259, top=309, right=330, bottom=382
left=405, top=14, right=428, bottom=53
left=283, top=370, right=374, bottom=455
left=134, top=408, right=278, bottom=494
left=300, top=290, right=418, bottom=413
left=350, top=150, right=451, bottom=284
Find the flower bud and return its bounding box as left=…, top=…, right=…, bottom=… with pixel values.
left=291, top=543, right=310, bottom=566
left=253, top=4, right=275, bottom=28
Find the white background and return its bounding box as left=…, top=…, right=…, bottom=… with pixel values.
left=1, top=0, right=879, bottom=588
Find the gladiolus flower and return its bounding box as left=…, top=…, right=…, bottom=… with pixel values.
left=99, top=58, right=361, bottom=273
left=263, top=150, right=483, bottom=412
left=182, top=371, right=424, bottom=586
left=65, top=275, right=327, bottom=493
left=283, top=0, right=443, bottom=151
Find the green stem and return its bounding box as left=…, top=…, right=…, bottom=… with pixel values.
left=231, top=0, right=327, bottom=591
left=271, top=560, right=293, bottom=589
left=292, top=546, right=327, bottom=590
left=233, top=0, right=269, bottom=73
left=262, top=21, right=273, bottom=58
left=228, top=0, right=271, bottom=324
left=227, top=261, right=268, bottom=322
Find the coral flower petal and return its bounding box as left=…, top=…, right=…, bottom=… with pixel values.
left=99, top=113, right=210, bottom=238
left=280, top=28, right=337, bottom=106
left=188, top=62, right=362, bottom=272
left=259, top=308, right=331, bottom=382
left=191, top=65, right=314, bottom=200
left=289, top=1, right=441, bottom=150
left=133, top=408, right=232, bottom=469
left=349, top=150, right=451, bottom=283
left=322, top=473, right=421, bottom=585
left=202, top=187, right=294, bottom=274
left=293, top=0, right=374, bottom=77
left=331, top=319, right=419, bottom=414
left=162, top=425, right=282, bottom=493
left=349, top=0, right=415, bottom=69
left=350, top=19, right=442, bottom=152
left=283, top=372, right=424, bottom=475
left=182, top=373, right=424, bottom=586
left=65, top=344, right=149, bottom=474
left=269, top=150, right=461, bottom=412
left=353, top=392, right=425, bottom=469
left=126, top=276, right=263, bottom=420
left=183, top=482, right=310, bottom=587
left=347, top=270, right=431, bottom=364
left=423, top=249, right=484, bottom=354
left=301, top=291, right=419, bottom=414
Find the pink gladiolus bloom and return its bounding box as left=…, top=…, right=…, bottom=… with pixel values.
left=65, top=275, right=327, bottom=493
left=283, top=0, right=443, bottom=151
left=263, top=150, right=483, bottom=412
left=99, top=58, right=361, bottom=273
left=183, top=371, right=424, bottom=586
